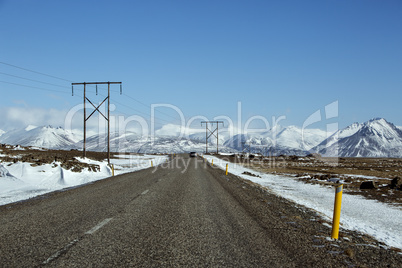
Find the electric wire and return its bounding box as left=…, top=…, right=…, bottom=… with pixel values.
left=0, top=71, right=70, bottom=89
left=96, top=91, right=180, bottom=125
left=0, top=61, right=73, bottom=82
left=0, top=61, right=184, bottom=124
left=0, top=77, right=179, bottom=125
left=123, top=93, right=180, bottom=121
left=0, top=80, right=71, bottom=94
left=0, top=62, right=118, bottom=93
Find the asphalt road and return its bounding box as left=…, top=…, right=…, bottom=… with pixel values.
left=0, top=155, right=401, bottom=267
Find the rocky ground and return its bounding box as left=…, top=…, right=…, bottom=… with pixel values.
left=0, top=144, right=158, bottom=173
left=214, top=153, right=402, bottom=207
left=0, top=144, right=110, bottom=173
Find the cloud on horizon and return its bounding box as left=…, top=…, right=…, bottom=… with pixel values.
left=0, top=106, right=69, bottom=131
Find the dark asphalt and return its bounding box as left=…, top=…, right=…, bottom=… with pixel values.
left=0, top=155, right=401, bottom=267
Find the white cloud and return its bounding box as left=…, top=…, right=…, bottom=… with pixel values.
left=0, top=105, right=122, bottom=133
left=0, top=106, right=246, bottom=139
left=0, top=106, right=68, bottom=130
left=0, top=106, right=157, bottom=136
left=155, top=123, right=203, bottom=137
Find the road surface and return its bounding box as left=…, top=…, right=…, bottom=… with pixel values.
left=0, top=154, right=400, bottom=267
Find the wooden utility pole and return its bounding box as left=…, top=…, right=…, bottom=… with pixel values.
left=107, top=82, right=110, bottom=163
left=72, top=81, right=122, bottom=164
left=204, top=122, right=208, bottom=154
left=83, top=82, right=86, bottom=157
left=201, top=121, right=224, bottom=154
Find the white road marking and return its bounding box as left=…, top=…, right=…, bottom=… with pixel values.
left=141, top=189, right=149, bottom=195
left=42, top=238, right=79, bottom=264
left=85, top=218, right=113, bottom=235
left=43, top=218, right=113, bottom=264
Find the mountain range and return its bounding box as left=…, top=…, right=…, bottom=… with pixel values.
left=0, top=125, right=80, bottom=149
left=0, top=118, right=401, bottom=157
left=315, top=118, right=402, bottom=158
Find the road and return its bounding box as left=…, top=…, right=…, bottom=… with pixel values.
left=0, top=155, right=401, bottom=267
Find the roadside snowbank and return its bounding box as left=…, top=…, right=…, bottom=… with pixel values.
left=204, top=155, right=402, bottom=250
left=0, top=154, right=167, bottom=206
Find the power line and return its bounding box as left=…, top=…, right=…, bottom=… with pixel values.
left=0, top=71, right=70, bottom=89
left=0, top=71, right=116, bottom=96
left=0, top=61, right=185, bottom=124
left=0, top=61, right=101, bottom=93
left=0, top=61, right=73, bottom=82
left=0, top=76, right=179, bottom=125
left=0, top=80, right=72, bottom=94
left=123, top=93, right=181, bottom=121
left=97, top=91, right=181, bottom=125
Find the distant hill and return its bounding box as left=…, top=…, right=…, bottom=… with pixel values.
left=0, top=125, right=81, bottom=149
left=314, top=118, right=402, bottom=158
left=1, top=118, right=402, bottom=157
left=84, top=131, right=235, bottom=154
left=224, top=125, right=327, bottom=156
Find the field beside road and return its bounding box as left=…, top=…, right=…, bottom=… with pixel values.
left=0, top=144, right=167, bottom=205
left=213, top=154, right=402, bottom=206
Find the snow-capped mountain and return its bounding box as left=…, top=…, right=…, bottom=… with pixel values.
left=224, top=126, right=327, bottom=156
left=85, top=131, right=142, bottom=152
left=0, top=125, right=81, bottom=149
left=189, top=131, right=233, bottom=146
left=0, top=125, right=235, bottom=154
left=155, top=124, right=233, bottom=146
left=122, top=137, right=232, bottom=154
left=85, top=131, right=235, bottom=154
left=1, top=118, right=402, bottom=157
left=313, top=122, right=362, bottom=154
left=315, top=118, right=402, bottom=157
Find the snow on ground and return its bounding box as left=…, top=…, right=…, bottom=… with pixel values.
left=218, top=152, right=236, bottom=156
left=204, top=155, right=402, bottom=250
left=0, top=154, right=167, bottom=206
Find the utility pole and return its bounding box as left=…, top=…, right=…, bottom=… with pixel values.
left=201, top=121, right=224, bottom=154
left=72, top=81, right=122, bottom=164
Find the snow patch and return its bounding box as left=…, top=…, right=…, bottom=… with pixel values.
left=0, top=155, right=168, bottom=206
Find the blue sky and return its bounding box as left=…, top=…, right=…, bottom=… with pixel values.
left=1, top=0, right=401, bottom=133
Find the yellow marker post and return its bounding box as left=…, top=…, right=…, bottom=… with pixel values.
left=151, top=160, right=153, bottom=167
left=225, top=163, right=228, bottom=175
left=110, top=164, right=114, bottom=176
left=212, top=159, right=213, bottom=166
left=331, top=184, right=343, bottom=239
